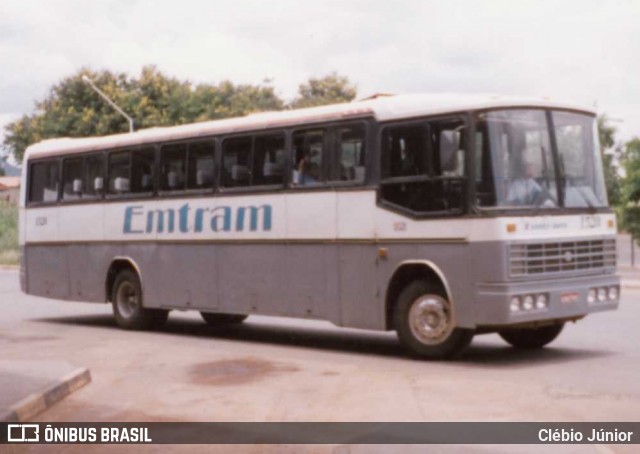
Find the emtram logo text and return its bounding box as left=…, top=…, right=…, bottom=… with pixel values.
left=123, top=203, right=272, bottom=234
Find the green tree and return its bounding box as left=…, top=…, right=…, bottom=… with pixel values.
left=3, top=68, right=357, bottom=162
left=289, top=72, right=357, bottom=109
left=2, top=66, right=283, bottom=162
left=598, top=115, right=621, bottom=206
left=620, top=138, right=640, bottom=240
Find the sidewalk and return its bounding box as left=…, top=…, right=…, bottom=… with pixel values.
left=0, top=360, right=90, bottom=422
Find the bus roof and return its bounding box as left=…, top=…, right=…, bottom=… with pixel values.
left=24, top=93, right=596, bottom=160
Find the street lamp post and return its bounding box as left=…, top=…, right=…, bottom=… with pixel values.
left=81, top=75, right=135, bottom=133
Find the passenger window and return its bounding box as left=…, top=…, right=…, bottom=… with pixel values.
left=381, top=118, right=466, bottom=214
left=292, top=129, right=324, bottom=186
left=108, top=151, right=131, bottom=195
left=131, top=147, right=155, bottom=194
left=253, top=135, right=285, bottom=186
left=29, top=160, right=60, bottom=204
left=382, top=124, right=428, bottom=179
left=222, top=137, right=252, bottom=187
left=334, top=125, right=366, bottom=182
left=62, top=157, right=84, bottom=201
left=160, top=144, right=187, bottom=191
left=84, top=154, right=105, bottom=199
left=186, top=141, right=214, bottom=190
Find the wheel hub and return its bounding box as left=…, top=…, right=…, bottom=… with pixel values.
left=116, top=282, right=138, bottom=318
left=408, top=295, right=452, bottom=344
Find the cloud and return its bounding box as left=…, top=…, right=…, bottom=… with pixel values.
left=0, top=0, right=638, bottom=142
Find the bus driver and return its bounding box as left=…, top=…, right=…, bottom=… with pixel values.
left=507, top=161, right=542, bottom=206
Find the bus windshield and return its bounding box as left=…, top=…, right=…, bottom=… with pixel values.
left=476, top=109, right=607, bottom=209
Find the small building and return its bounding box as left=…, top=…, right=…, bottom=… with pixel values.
left=0, top=176, right=20, bottom=204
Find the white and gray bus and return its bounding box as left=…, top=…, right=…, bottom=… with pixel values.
left=19, top=94, right=619, bottom=358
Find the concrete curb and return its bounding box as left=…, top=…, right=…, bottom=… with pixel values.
left=0, top=367, right=91, bottom=423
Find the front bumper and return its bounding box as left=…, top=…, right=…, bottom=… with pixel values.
left=474, top=272, right=620, bottom=327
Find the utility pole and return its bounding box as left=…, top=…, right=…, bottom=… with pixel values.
left=82, top=75, right=135, bottom=133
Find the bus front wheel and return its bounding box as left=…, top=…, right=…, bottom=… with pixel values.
left=499, top=323, right=564, bottom=349
left=112, top=269, right=168, bottom=330
left=200, top=312, right=248, bottom=326
left=393, top=280, right=474, bottom=359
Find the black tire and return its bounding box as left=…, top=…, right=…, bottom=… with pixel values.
left=200, top=312, right=248, bottom=326
left=111, top=269, right=169, bottom=330
left=499, top=323, right=564, bottom=349
left=393, top=280, right=474, bottom=359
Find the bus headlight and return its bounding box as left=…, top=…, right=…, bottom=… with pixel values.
left=597, top=287, right=607, bottom=302
left=535, top=293, right=548, bottom=310
left=608, top=286, right=619, bottom=301
left=509, top=296, right=521, bottom=313
left=587, top=288, right=597, bottom=304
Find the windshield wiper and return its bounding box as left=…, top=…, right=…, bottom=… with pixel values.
left=575, top=185, right=597, bottom=212
left=530, top=192, right=555, bottom=217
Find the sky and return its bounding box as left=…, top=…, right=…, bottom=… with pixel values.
left=1, top=0, right=639, bottom=163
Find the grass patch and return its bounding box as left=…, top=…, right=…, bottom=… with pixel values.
left=0, top=201, right=19, bottom=266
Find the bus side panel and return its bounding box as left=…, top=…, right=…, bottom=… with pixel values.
left=133, top=242, right=342, bottom=324
left=282, top=244, right=340, bottom=322
left=105, top=242, right=191, bottom=309
left=66, top=244, right=109, bottom=302
left=337, top=244, right=380, bottom=329
left=24, top=245, right=70, bottom=300
left=217, top=243, right=285, bottom=315
left=23, top=204, right=68, bottom=300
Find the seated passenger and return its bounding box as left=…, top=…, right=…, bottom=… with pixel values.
left=293, top=153, right=317, bottom=185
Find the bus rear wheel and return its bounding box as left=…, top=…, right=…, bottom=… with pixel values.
left=112, top=269, right=168, bottom=330
left=200, top=312, right=248, bottom=326
left=499, top=323, right=564, bottom=349
left=393, top=280, right=474, bottom=359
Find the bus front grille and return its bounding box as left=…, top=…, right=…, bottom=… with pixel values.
left=509, top=239, right=616, bottom=277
